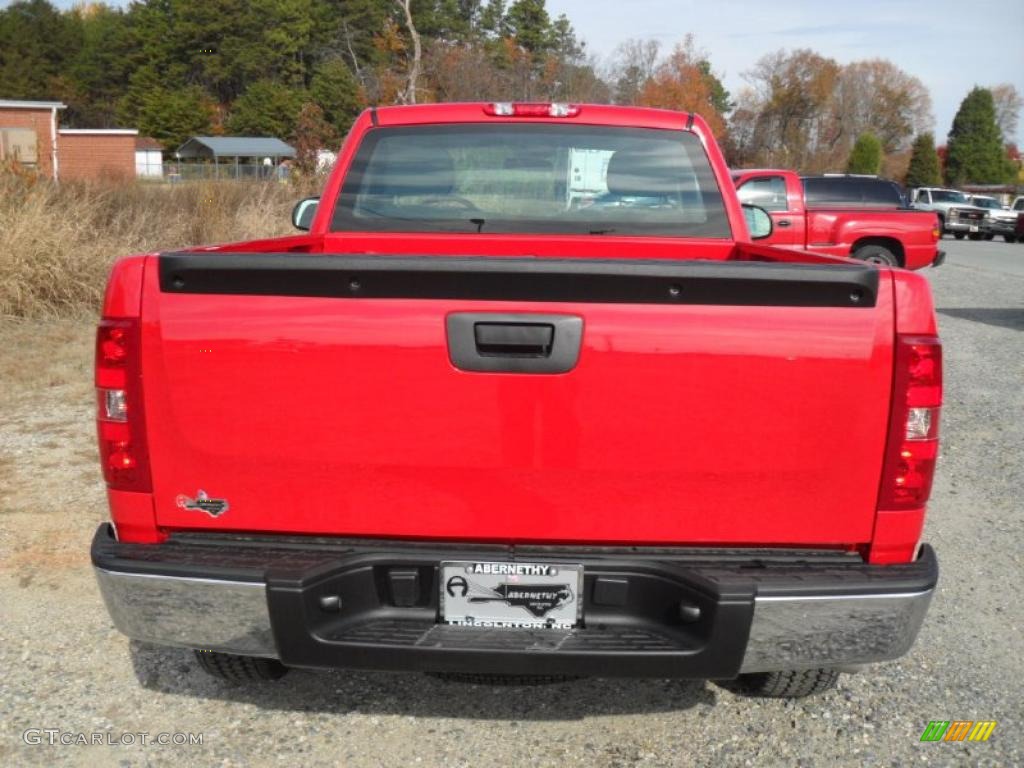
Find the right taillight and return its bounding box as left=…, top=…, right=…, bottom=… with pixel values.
left=879, top=335, right=942, bottom=509
left=95, top=318, right=152, bottom=492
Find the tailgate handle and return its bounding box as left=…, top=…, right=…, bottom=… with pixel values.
left=474, top=323, right=553, bottom=357
left=447, top=313, right=583, bottom=374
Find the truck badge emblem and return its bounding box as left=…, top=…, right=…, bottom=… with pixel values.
left=446, top=575, right=469, bottom=597
left=176, top=490, right=229, bottom=517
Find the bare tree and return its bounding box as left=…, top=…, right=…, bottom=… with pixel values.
left=395, top=0, right=422, bottom=104
left=608, top=38, right=661, bottom=104
left=990, top=83, right=1023, bottom=141
left=341, top=20, right=364, bottom=88
left=734, top=51, right=934, bottom=172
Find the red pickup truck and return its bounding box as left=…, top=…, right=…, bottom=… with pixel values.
left=732, top=170, right=943, bottom=269
left=92, top=103, right=940, bottom=698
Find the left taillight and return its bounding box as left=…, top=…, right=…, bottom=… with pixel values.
left=95, top=318, right=151, bottom=492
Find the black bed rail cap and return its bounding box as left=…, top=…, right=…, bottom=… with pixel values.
left=159, top=252, right=879, bottom=308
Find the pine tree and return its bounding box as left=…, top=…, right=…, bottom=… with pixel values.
left=226, top=80, right=307, bottom=139
left=945, top=87, right=1015, bottom=184
left=904, top=133, right=942, bottom=187
left=310, top=59, right=365, bottom=137
left=846, top=133, right=883, bottom=174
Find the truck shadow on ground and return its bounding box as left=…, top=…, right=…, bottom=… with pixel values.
left=937, top=307, right=1023, bottom=331
left=128, top=642, right=719, bottom=720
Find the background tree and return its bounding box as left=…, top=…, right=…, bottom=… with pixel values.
left=829, top=60, right=932, bottom=156
left=293, top=102, right=336, bottom=174
left=738, top=49, right=841, bottom=170
left=310, top=58, right=365, bottom=137
left=226, top=80, right=307, bottom=139
left=989, top=83, right=1022, bottom=144
left=636, top=37, right=728, bottom=137
left=609, top=38, right=660, bottom=105
left=394, top=0, right=422, bottom=103
left=729, top=51, right=932, bottom=172
left=0, top=0, right=79, bottom=99
left=904, top=132, right=942, bottom=187
left=2, top=0, right=949, bottom=175
left=945, top=87, right=1016, bottom=184
left=505, top=0, right=551, bottom=54
left=62, top=5, right=136, bottom=127
left=134, top=85, right=216, bottom=149
left=846, top=132, right=883, bottom=174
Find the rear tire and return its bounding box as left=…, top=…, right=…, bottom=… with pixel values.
left=719, top=668, right=840, bottom=698
left=194, top=650, right=289, bottom=682
left=953, top=232, right=966, bottom=240
left=852, top=244, right=899, bottom=266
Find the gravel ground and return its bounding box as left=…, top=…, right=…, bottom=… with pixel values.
left=1, top=239, right=1021, bottom=767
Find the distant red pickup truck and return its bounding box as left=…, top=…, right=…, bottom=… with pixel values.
left=732, top=170, right=943, bottom=268
left=92, top=103, right=940, bottom=698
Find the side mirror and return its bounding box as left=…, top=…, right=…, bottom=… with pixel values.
left=292, top=197, right=319, bottom=230
left=742, top=203, right=773, bottom=240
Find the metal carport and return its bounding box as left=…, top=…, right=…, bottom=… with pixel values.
left=174, top=136, right=296, bottom=179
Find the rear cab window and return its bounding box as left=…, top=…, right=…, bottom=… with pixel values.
left=331, top=124, right=731, bottom=238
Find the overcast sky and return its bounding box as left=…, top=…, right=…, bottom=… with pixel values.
left=549, top=0, right=1024, bottom=143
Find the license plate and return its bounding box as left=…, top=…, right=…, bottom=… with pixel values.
left=440, top=561, right=582, bottom=629
left=970, top=225, right=979, bottom=232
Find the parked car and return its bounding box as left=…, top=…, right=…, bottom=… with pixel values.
left=92, top=103, right=941, bottom=699
left=966, top=195, right=1017, bottom=242
left=732, top=170, right=942, bottom=267
left=909, top=187, right=987, bottom=239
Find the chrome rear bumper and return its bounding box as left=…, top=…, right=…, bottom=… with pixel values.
left=95, top=569, right=276, bottom=657
left=739, top=589, right=932, bottom=672
left=93, top=525, right=937, bottom=676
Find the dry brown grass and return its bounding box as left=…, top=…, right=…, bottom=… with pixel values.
left=0, top=171, right=316, bottom=318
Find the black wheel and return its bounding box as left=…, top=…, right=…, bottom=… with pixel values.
left=427, top=672, right=580, bottom=685
left=953, top=232, right=965, bottom=240
left=1005, top=235, right=1017, bottom=243
left=718, top=668, right=840, bottom=698
left=852, top=244, right=899, bottom=266
left=194, top=650, right=288, bottom=682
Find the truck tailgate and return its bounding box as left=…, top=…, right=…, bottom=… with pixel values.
left=142, top=253, right=893, bottom=546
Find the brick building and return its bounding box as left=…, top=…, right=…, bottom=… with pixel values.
left=0, top=99, right=63, bottom=177
left=58, top=129, right=138, bottom=181
left=0, top=99, right=138, bottom=181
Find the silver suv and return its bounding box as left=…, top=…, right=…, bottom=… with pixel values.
left=910, top=188, right=987, bottom=239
